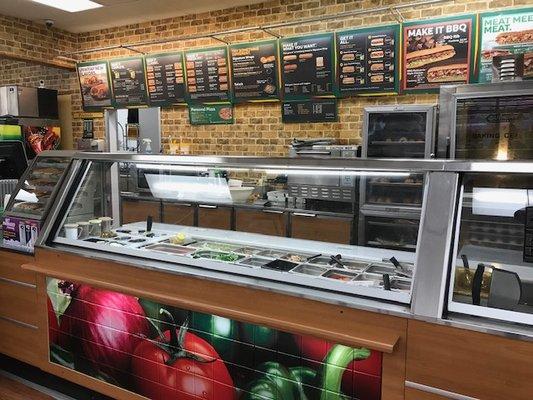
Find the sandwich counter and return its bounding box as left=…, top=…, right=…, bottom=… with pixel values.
left=0, top=153, right=532, bottom=400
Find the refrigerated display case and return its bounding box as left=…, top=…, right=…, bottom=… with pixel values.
left=42, top=155, right=427, bottom=305
left=1, top=151, right=73, bottom=252
left=448, top=170, right=533, bottom=325
left=28, top=153, right=533, bottom=331
left=438, top=81, right=533, bottom=159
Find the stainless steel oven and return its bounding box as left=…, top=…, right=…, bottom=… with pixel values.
left=438, top=81, right=533, bottom=160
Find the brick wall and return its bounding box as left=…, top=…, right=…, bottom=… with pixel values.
left=0, top=0, right=528, bottom=155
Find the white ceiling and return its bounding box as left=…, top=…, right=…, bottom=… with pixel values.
left=0, top=0, right=266, bottom=33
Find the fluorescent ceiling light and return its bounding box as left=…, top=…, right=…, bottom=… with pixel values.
left=31, top=0, right=103, bottom=12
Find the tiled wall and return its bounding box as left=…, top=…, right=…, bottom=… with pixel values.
left=48, top=278, right=383, bottom=399
left=0, top=0, right=528, bottom=155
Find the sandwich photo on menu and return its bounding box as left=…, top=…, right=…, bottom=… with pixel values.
left=402, top=16, right=474, bottom=91
left=405, top=44, right=456, bottom=69
left=427, top=63, right=468, bottom=82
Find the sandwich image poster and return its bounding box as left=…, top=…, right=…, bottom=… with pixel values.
left=402, top=15, right=476, bottom=92
left=77, top=61, right=113, bottom=111
left=478, top=8, right=533, bottom=83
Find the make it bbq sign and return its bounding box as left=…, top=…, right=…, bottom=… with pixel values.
left=402, top=15, right=476, bottom=92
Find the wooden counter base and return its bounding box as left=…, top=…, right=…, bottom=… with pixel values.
left=1, top=247, right=532, bottom=400
left=24, top=247, right=407, bottom=400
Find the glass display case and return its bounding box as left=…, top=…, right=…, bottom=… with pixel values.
left=31, top=153, right=533, bottom=330
left=42, top=155, right=426, bottom=305
left=438, top=81, right=533, bottom=160
left=1, top=151, right=73, bottom=252
left=448, top=171, right=533, bottom=325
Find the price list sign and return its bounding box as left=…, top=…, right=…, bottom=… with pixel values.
left=282, top=99, right=337, bottom=123
left=145, top=52, right=186, bottom=106
left=185, top=47, right=231, bottom=102
left=280, top=33, right=335, bottom=100
left=336, top=25, right=399, bottom=95
left=230, top=40, right=279, bottom=101
left=109, top=57, right=148, bottom=107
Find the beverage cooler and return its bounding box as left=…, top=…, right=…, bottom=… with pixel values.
left=359, top=105, right=436, bottom=251
left=438, top=81, right=533, bottom=160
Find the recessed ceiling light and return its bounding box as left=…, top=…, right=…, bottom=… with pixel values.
left=31, top=0, right=103, bottom=13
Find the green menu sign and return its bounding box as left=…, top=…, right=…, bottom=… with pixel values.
left=230, top=40, right=280, bottom=102
left=336, top=24, right=400, bottom=96
left=478, top=8, right=533, bottom=83
left=280, top=33, right=335, bottom=100
left=188, top=104, right=234, bottom=125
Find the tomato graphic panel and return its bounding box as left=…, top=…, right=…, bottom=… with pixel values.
left=46, top=277, right=382, bottom=400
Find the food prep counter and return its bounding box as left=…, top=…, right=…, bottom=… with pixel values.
left=1, top=153, right=533, bottom=400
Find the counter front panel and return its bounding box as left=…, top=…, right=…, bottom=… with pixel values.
left=47, top=277, right=383, bottom=400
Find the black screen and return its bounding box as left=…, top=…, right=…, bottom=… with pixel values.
left=0, top=141, right=28, bottom=179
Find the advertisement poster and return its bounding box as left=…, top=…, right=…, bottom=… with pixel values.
left=281, top=33, right=335, bottom=99
left=144, top=52, right=186, bottom=106
left=189, top=104, right=234, bottom=125
left=230, top=40, right=279, bottom=101
left=77, top=61, right=113, bottom=111
left=23, top=126, right=61, bottom=157
left=185, top=47, right=231, bottom=102
left=282, top=99, right=338, bottom=123
left=478, top=8, right=533, bottom=82
left=47, top=278, right=383, bottom=400
left=336, top=25, right=400, bottom=95
left=402, top=15, right=476, bottom=92
left=109, top=57, right=148, bottom=107
left=2, top=216, right=40, bottom=253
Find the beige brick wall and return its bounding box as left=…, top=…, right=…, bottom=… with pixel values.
left=0, top=0, right=527, bottom=155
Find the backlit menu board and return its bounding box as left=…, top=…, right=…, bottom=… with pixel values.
left=109, top=57, right=148, bottom=107
left=185, top=47, right=231, bottom=102
left=77, top=61, right=113, bottom=111
left=402, top=15, right=476, bottom=92
left=230, top=40, right=279, bottom=101
left=478, top=8, right=533, bottom=83
left=144, top=52, right=186, bottom=105
left=336, top=25, right=400, bottom=95
left=280, top=33, right=335, bottom=99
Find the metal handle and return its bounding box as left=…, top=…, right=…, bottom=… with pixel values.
left=296, top=151, right=331, bottom=155
left=199, top=204, right=218, bottom=209
left=263, top=210, right=283, bottom=214
left=293, top=212, right=317, bottom=218
left=0, top=277, right=36, bottom=289
left=472, top=263, right=485, bottom=306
